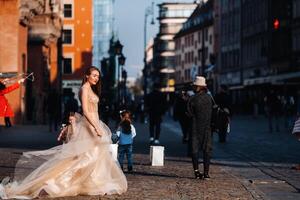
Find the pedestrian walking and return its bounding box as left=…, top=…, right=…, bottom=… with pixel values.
left=145, top=83, right=167, bottom=145
left=214, top=85, right=231, bottom=143
left=283, top=95, right=296, bottom=130
left=173, top=90, right=191, bottom=143
left=264, top=90, right=282, bottom=133
left=0, top=78, right=25, bottom=127
left=99, top=97, right=110, bottom=125
left=115, top=110, right=136, bottom=172
left=187, top=76, right=213, bottom=179
left=47, top=89, right=60, bottom=132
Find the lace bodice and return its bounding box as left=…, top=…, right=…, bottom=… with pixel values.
left=80, top=84, right=99, bottom=113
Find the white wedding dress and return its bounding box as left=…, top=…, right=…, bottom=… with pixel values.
left=0, top=84, right=127, bottom=199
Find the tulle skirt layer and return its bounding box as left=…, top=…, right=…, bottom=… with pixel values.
left=0, top=113, right=127, bottom=199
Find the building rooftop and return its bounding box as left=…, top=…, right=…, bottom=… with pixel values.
left=174, top=0, right=213, bottom=39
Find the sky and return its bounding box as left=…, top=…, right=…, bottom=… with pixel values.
left=114, top=0, right=196, bottom=78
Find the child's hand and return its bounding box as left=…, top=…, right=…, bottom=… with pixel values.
left=69, top=116, right=76, bottom=124
left=57, top=127, right=68, bottom=141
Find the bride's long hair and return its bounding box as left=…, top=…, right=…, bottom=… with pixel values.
left=82, top=66, right=101, bottom=97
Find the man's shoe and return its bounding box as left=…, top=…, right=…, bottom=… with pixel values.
left=203, top=173, right=210, bottom=180
left=194, top=170, right=203, bottom=179
left=128, top=166, right=133, bottom=172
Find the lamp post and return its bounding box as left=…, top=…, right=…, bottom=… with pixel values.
left=114, top=40, right=125, bottom=106
left=118, top=54, right=126, bottom=104
left=121, top=68, right=127, bottom=104
left=143, top=2, right=155, bottom=96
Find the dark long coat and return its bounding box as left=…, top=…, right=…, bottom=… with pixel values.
left=187, top=92, right=213, bottom=153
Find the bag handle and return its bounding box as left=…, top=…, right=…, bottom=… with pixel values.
left=207, top=91, right=217, bottom=106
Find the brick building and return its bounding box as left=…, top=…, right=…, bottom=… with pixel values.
left=0, top=0, right=63, bottom=124
left=61, top=0, right=93, bottom=102
left=174, top=0, right=215, bottom=91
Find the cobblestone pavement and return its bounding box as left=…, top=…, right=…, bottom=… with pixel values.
left=162, top=115, right=300, bottom=200
left=1, top=115, right=300, bottom=199
left=0, top=150, right=257, bottom=200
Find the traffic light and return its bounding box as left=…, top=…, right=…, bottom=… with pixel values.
left=273, top=19, right=280, bottom=30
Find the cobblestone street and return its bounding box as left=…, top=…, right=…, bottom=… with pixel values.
left=0, top=115, right=300, bottom=199
left=0, top=151, right=257, bottom=200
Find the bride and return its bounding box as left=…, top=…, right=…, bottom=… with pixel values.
left=0, top=66, right=127, bottom=199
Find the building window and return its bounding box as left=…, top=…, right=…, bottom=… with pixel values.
left=205, top=29, right=208, bottom=41
left=63, top=29, right=72, bottom=44
left=64, top=4, right=72, bottom=18
left=198, top=31, right=202, bottom=43
left=198, top=49, right=202, bottom=61
left=204, top=47, right=208, bottom=61
left=63, top=58, right=72, bottom=74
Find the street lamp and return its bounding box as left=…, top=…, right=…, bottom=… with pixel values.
left=114, top=40, right=123, bottom=55
left=119, top=53, right=126, bottom=103
left=113, top=40, right=126, bottom=106
left=121, top=68, right=128, bottom=104
left=143, top=2, right=155, bottom=96
left=118, top=53, right=126, bottom=66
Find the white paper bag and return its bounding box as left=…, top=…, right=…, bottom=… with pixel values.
left=150, top=146, right=164, bottom=166
left=110, top=144, right=118, bottom=161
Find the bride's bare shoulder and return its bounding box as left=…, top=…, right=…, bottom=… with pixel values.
left=81, top=83, right=90, bottom=90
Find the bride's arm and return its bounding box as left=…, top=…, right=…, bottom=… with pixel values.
left=81, top=87, right=102, bottom=136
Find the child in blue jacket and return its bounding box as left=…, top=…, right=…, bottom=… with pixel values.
left=116, top=110, right=136, bottom=172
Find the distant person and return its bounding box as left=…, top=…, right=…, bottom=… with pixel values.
left=115, top=110, right=136, bottom=172
left=47, top=89, right=60, bottom=132
left=99, top=97, right=110, bottom=125
left=0, top=78, right=25, bottom=127
left=264, top=90, right=282, bottom=133
left=214, top=85, right=231, bottom=143
left=145, top=83, right=167, bottom=145
left=283, top=95, right=296, bottom=130
left=173, top=90, right=191, bottom=143
left=187, top=76, right=213, bottom=179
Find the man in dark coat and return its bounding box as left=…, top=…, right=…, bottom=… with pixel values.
left=187, top=76, right=213, bottom=179
left=214, top=85, right=231, bottom=143
left=145, top=83, right=167, bottom=145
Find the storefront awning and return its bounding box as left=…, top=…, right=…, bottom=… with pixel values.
left=243, top=76, right=271, bottom=86
left=243, top=71, right=300, bottom=86
left=272, top=71, right=300, bottom=81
